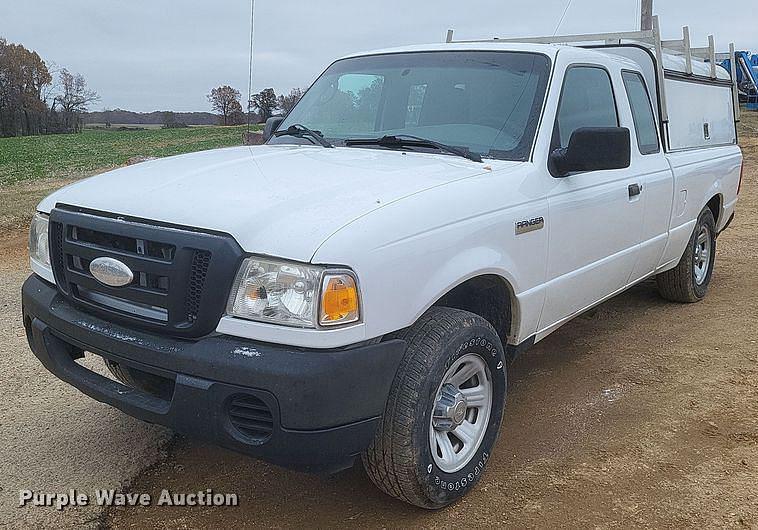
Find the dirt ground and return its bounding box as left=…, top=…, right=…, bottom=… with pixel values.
left=1, top=142, right=756, bottom=529
left=0, top=232, right=174, bottom=529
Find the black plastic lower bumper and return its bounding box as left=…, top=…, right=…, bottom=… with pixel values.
left=22, top=274, right=406, bottom=473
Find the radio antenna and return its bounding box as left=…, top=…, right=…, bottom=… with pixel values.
left=552, top=0, right=574, bottom=36
left=246, top=0, right=256, bottom=134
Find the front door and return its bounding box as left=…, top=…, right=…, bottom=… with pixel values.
left=539, top=65, right=644, bottom=333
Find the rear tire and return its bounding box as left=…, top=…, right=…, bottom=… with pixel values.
left=656, top=207, right=717, bottom=303
left=362, top=307, right=507, bottom=509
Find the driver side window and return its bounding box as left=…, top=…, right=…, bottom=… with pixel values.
left=555, top=66, right=619, bottom=148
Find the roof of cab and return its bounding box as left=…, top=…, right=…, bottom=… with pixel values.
left=340, top=42, right=645, bottom=68
left=340, top=42, right=646, bottom=70
left=339, top=42, right=562, bottom=60
left=340, top=41, right=731, bottom=80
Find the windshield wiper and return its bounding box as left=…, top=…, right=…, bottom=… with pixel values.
left=343, top=134, right=482, bottom=163
left=273, top=124, right=334, bottom=148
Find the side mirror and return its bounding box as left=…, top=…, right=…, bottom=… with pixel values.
left=263, top=116, right=285, bottom=142
left=550, top=127, right=631, bottom=177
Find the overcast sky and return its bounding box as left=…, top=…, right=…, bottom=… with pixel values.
left=2, top=1, right=755, bottom=113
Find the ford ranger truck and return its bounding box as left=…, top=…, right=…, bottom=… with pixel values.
left=23, top=39, right=742, bottom=508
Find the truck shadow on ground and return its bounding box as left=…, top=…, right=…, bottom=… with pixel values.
left=107, top=278, right=699, bottom=527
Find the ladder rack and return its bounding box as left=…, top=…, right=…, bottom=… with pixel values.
left=445, top=16, right=739, bottom=122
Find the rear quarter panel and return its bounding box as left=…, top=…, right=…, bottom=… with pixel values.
left=658, top=145, right=742, bottom=270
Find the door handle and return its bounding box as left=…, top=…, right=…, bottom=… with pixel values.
left=628, top=183, right=642, bottom=198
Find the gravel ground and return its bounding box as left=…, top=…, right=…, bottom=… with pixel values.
left=1, top=142, right=756, bottom=529
left=0, top=235, right=172, bottom=528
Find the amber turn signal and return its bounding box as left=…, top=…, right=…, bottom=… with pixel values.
left=319, top=273, right=360, bottom=326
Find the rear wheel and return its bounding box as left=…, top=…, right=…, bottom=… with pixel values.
left=362, top=307, right=507, bottom=509
left=656, top=207, right=717, bottom=303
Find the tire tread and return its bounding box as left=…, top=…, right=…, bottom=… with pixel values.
left=362, top=307, right=498, bottom=508
left=657, top=208, right=716, bottom=303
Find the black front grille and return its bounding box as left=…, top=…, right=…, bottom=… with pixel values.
left=73, top=225, right=177, bottom=260
left=49, top=220, right=68, bottom=294
left=185, top=250, right=211, bottom=323
left=228, top=394, right=274, bottom=441
left=49, top=206, right=244, bottom=338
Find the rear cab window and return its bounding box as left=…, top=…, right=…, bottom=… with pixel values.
left=621, top=71, right=661, bottom=155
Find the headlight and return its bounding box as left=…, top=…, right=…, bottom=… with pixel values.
left=29, top=213, right=51, bottom=268
left=227, top=257, right=361, bottom=328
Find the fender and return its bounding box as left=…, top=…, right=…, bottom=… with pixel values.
left=412, top=247, right=521, bottom=337
left=312, top=163, right=549, bottom=348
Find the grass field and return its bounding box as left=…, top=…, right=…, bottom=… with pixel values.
left=0, top=125, right=257, bottom=186
left=0, top=125, right=260, bottom=230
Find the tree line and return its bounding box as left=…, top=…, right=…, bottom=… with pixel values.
left=1, top=35, right=307, bottom=136
left=207, top=86, right=304, bottom=126
left=84, top=109, right=219, bottom=128
left=0, top=37, right=99, bottom=137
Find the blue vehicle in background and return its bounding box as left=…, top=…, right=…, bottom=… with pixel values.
left=721, top=51, right=758, bottom=110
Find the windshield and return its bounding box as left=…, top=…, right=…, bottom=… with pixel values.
left=272, top=51, right=552, bottom=161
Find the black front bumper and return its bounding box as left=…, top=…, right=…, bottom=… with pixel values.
left=22, top=274, right=406, bottom=473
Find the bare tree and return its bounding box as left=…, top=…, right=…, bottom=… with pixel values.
left=40, top=61, right=60, bottom=110
left=55, top=68, right=100, bottom=132
left=207, top=85, right=241, bottom=126
left=252, top=88, right=278, bottom=122
left=227, top=99, right=246, bottom=125
left=277, top=88, right=305, bottom=115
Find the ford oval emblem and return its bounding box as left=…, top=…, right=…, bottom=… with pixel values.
left=89, top=257, right=134, bottom=287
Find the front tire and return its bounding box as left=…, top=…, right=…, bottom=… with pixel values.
left=656, top=207, right=717, bottom=303
left=362, top=307, right=507, bottom=509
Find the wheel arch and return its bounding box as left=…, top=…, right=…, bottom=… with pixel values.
left=431, top=273, right=518, bottom=348
left=706, top=193, right=723, bottom=227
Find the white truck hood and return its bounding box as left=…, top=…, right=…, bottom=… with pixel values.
left=39, top=145, right=507, bottom=262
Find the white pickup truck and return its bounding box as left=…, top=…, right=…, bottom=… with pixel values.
left=23, top=26, right=742, bottom=508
